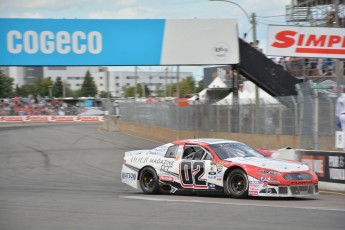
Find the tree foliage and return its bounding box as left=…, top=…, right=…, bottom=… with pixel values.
left=53, top=76, right=63, bottom=97
left=196, top=79, right=204, bottom=93
left=123, top=84, right=150, bottom=97
left=167, top=76, right=197, bottom=97
left=99, top=91, right=112, bottom=98
left=0, top=70, right=14, bottom=98
left=80, top=70, right=98, bottom=97
left=35, top=78, right=53, bottom=97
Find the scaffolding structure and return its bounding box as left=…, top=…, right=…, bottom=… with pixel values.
left=286, top=0, right=345, bottom=27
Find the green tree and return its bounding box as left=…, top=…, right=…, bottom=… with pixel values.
left=0, top=70, right=14, bottom=98
left=166, top=76, right=197, bottom=97
left=99, top=91, right=112, bottom=98
left=71, top=89, right=82, bottom=98
left=196, top=79, right=204, bottom=93
left=122, top=84, right=145, bottom=97
left=19, top=84, right=37, bottom=97
left=15, top=85, right=21, bottom=96
left=81, top=70, right=98, bottom=97
left=34, top=78, right=53, bottom=97
left=53, top=77, right=63, bottom=97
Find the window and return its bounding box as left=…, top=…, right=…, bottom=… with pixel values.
left=182, top=145, right=213, bottom=160
left=76, top=84, right=80, bottom=87
left=100, top=77, right=103, bottom=80
left=115, top=83, right=120, bottom=87
left=164, top=145, right=179, bottom=158
left=47, top=66, right=66, bottom=70
left=209, top=143, right=264, bottom=159
left=100, top=83, right=103, bottom=86
left=116, top=76, right=119, bottom=79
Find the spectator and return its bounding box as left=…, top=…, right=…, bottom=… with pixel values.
left=335, top=86, right=345, bottom=150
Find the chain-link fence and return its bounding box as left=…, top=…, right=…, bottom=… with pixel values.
left=117, top=82, right=338, bottom=150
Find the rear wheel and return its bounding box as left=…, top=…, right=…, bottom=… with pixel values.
left=225, top=169, right=248, bottom=198
left=139, top=167, right=159, bottom=194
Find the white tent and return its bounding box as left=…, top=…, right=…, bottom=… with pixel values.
left=216, top=81, right=280, bottom=105
left=189, top=76, right=228, bottom=102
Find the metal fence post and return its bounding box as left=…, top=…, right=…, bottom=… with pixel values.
left=312, top=83, right=319, bottom=150
left=296, top=84, right=304, bottom=149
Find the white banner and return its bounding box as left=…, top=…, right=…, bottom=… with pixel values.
left=161, top=19, right=239, bottom=64
left=267, top=25, right=345, bottom=58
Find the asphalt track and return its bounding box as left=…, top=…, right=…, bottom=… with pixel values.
left=0, top=123, right=344, bottom=230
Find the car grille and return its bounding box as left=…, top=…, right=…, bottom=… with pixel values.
left=284, top=173, right=312, bottom=180
left=290, top=185, right=314, bottom=195
left=278, top=187, right=288, bottom=194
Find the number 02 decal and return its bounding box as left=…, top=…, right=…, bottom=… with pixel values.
left=180, top=161, right=207, bottom=189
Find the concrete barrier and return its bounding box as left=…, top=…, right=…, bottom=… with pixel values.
left=102, top=115, right=121, bottom=132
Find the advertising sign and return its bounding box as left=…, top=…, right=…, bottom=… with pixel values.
left=267, top=25, right=345, bottom=58
left=299, top=150, right=345, bottom=184
left=0, top=18, right=239, bottom=66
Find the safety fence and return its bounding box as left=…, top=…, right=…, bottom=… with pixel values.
left=118, top=82, right=339, bottom=150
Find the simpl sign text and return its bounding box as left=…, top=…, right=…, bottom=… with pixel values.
left=267, top=25, right=345, bottom=58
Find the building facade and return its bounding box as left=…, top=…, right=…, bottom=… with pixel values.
left=2, top=66, right=193, bottom=97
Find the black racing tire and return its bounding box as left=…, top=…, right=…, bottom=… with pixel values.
left=225, top=169, right=249, bottom=199
left=139, top=167, right=159, bottom=194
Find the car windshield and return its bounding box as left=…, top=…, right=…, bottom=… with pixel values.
left=209, top=142, right=264, bottom=159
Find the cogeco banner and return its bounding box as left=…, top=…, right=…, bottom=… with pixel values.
left=267, top=25, right=345, bottom=58
left=0, top=18, right=239, bottom=66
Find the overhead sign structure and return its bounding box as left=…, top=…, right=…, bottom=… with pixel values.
left=267, top=25, right=345, bottom=58
left=0, top=18, right=239, bottom=66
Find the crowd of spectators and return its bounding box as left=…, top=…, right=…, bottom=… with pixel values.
left=0, top=96, right=83, bottom=116
left=276, top=57, right=340, bottom=77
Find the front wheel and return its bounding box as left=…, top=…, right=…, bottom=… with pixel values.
left=139, top=167, right=159, bottom=194
left=225, top=169, right=248, bottom=199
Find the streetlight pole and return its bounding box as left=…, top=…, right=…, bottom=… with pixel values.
left=209, top=0, right=260, bottom=133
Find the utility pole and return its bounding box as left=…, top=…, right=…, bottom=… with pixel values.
left=165, top=67, right=168, bottom=97
left=134, top=66, right=138, bottom=99
left=252, top=12, right=260, bottom=134
left=334, top=0, right=344, bottom=93
left=107, top=70, right=110, bottom=99
left=176, top=66, right=180, bottom=98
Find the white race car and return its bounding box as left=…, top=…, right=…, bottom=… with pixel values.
left=121, top=138, right=319, bottom=198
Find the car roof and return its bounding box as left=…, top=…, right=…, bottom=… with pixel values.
left=173, top=138, right=241, bottom=145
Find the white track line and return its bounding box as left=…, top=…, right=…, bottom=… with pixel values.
left=120, top=195, right=345, bottom=212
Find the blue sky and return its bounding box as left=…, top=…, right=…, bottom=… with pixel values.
left=0, top=0, right=290, bottom=80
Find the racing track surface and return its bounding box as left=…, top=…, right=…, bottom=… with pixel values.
left=0, top=123, right=344, bottom=230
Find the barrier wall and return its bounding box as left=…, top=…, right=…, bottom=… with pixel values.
left=0, top=116, right=105, bottom=123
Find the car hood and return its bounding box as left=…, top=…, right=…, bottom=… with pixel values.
left=225, top=157, right=309, bottom=172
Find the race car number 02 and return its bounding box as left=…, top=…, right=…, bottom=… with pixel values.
left=180, top=161, right=207, bottom=189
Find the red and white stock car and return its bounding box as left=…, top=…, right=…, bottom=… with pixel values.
left=121, top=138, right=318, bottom=198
